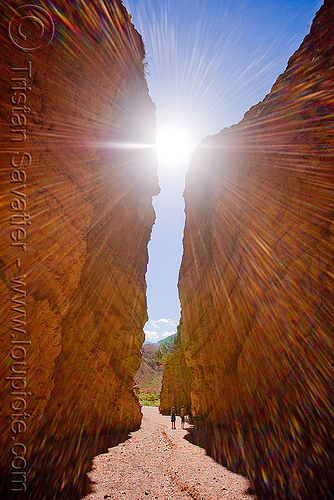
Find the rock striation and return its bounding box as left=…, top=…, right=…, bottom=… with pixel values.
left=0, top=1, right=158, bottom=498
left=171, top=1, right=334, bottom=498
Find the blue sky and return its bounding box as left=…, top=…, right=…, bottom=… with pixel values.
left=122, top=0, right=322, bottom=342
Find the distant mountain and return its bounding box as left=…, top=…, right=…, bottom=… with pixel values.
left=156, top=335, right=177, bottom=348
left=135, top=334, right=177, bottom=393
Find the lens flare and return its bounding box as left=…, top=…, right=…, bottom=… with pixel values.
left=156, top=126, right=194, bottom=167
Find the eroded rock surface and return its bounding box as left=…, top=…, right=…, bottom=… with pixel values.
left=0, top=1, right=158, bottom=497
left=171, top=1, right=334, bottom=498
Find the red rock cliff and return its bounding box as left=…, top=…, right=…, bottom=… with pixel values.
left=0, top=1, right=158, bottom=497
left=177, top=1, right=334, bottom=498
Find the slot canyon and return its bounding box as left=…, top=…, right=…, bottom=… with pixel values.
left=0, top=0, right=333, bottom=499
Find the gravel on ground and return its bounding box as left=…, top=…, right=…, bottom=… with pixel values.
left=82, top=406, right=255, bottom=500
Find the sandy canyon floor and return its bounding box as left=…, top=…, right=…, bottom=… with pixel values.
left=82, top=406, right=255, bottom=500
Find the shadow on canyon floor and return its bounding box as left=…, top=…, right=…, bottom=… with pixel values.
left=185, top=423, right=247, bottom=475
left=184, top=424, right=254, bottom=496
left=0, top=429, right=132, bottom=500
left=184, top=423, right=334, bottom=500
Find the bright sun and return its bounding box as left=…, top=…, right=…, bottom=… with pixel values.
left=156, top=126, right=193, bottom=167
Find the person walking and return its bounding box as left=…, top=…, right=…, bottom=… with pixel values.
left=171, top=406, right=176, bottom=429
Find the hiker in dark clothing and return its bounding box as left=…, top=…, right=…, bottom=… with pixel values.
left=171, top=406, right=176, bottom=429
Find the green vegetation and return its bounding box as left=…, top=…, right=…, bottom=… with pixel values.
left=139, top=392, right=160, bottom=407
left=153, top=333, right=177, bottom=365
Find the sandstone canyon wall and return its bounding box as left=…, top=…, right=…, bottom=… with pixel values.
left=159, top=331, right=192, bottom=416
left=167, top=1, right=334, bottom=498
left=0, top=1, right=158, bottom=497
